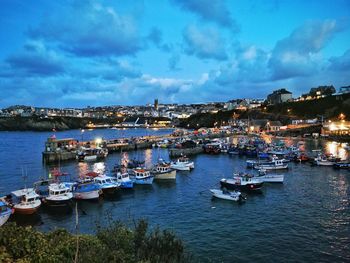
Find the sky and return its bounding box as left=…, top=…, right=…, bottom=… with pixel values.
left=0, top=0, right=349, bottom=108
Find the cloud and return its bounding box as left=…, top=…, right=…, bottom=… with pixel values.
left=329, top=49, right=350, bottom=71
left=29, top=1, right=143, bottom=57
left=168, top=54, right=181, bottom=70
left=2, top=41, right=65, bottom=77
left=183, top=25, right=228, bottom=60
left=269, top=20, right=339, bottom=80
left=172, top=0, right=238, bottom=30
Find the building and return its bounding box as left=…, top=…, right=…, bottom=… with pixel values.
left=339, top=86, right=350, bottom=94
left=267, top=89, right=292, bottom=104
left=154, top=99, right=159, bottom=111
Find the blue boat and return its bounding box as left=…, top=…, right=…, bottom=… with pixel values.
left=129, top=168, right=154, bottom=185
left=0, top=200, right=12, bottom=226
left=65, top=181, right=101, bottom=200
left=258, top=152, right=270, bottom=159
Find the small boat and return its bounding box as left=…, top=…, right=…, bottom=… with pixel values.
left=220, top=176, right=263, bottom=192
left=254, top=160, right=288, bottom=170
left=210, top=189, right=245, bottom=202
left=254, top=169, right=284, bottom=183
left=66, top=181, right=101, bottom=200
left=115, top=171, right=134, bottom=189
left=314, top=154, right=336, bottom=166
left=10, top=189, right=42, bottom=215
left=93, top=176, right=120, bottom=194
left=129, top=168, right=154, bottom=185
left=333, top=162, right=350, bottom=169
left=0, top=200, right=13, bottom=226
left=151, top=161, right=176, bottom=180
left=43, top=183, right=73, bottom=207
left=170, top=156, right=194, bottom=171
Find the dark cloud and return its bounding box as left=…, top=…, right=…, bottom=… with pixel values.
left=29, top=2, right=143, bottom=57
left=329, top=49, right=350, bottom=71
left=183, top=25, right=228, bottom=60
left=3, top=41, right=64, bottom=77
left=172, top=0, right=239, bottom=31
left=269, top=20, right=339, bottom=80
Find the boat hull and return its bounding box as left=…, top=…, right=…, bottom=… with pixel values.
left=119, top=181, right=134, bottom=189
left=44, top=198, right=72, bottom=207
left=220, top=179, right=263, bottom=192
left=73, top=190, right=100, bottom=200
left=210, top=189, right=241, bottom=201
left=256, top=175, right=284, bottom=183
left=133, top=176, right=154, bottom=185
left=0, top=211, right=12, bottom=226
left=14, top=205, right=40, bottom=215
left=154, top=170, right=176, bottom=180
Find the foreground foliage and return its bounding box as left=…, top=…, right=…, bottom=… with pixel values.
left=0, top=220, right=190, bottom=263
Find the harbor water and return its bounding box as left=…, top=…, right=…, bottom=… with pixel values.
left=0, top=129, right=349, bottom=262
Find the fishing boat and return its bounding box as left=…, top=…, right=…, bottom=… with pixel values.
left=43, top=183, right=73, bottom=206
left=254, top=169, right=284, bottom=183
left=220, top=176, right=263, bottom=192
left=0, top=200, right=13, bottom=226
left=66, top=181, right=101, bottom=200
left=93, top=176, right=120, bottom=194
left=314, top=154, right=337, bottom=166
left=10, top=189, right=41, bottom=215
left=115, top=170, right=134, bottom=189
left=129, top=168, right=154, bottom=185
left=203, top=143, right=221, bottom=154
left=210, top=189, right=245, bottom=202
left=170, top=156, right=194, bottom=171
left=151, top=161, right=176, bottom=180
left=254, top=159, right=288, bottom=170
left=247, top=156, right=288, bottom=168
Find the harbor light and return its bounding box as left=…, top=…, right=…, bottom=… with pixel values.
left=95, top=138, right=102, bottom=145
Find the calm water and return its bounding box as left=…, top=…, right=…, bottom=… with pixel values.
left=0, top=130, right=349, bottom=262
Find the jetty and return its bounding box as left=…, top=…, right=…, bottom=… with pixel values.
left=42, top=129, right=233, bottom=163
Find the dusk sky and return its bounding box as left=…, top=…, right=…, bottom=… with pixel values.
left=0, top=0, right=350, bottom=107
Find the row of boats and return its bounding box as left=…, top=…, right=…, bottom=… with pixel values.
left=0, top=156, right=195, bottom=226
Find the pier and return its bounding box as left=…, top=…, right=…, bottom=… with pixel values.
left=42, top=130, right=232, bottom=163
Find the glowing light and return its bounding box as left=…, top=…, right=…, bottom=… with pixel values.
left=95, top=138, right=102, bottom=145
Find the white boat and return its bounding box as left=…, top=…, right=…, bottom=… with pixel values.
left=10, top=188, right=41, bottom=215
left=220, top=176, right=263, bottom=192
left=93, top=176, right=120, bottom=194
left=170, top=156, right=194, bottom=171
left=210, top=189, right=244, bottom=202
left=151, top=162, right=176, bottom=180
left=76, top=147, right=108, bottom=162
left=255, top=170, right=284, bottom=183
left=44, top=183, right=73, bottom=206
left=254, top=160, right=288, bottom=170
left=0, top=200, right=12, bottom=226
left=314, top=154, right=336, bottom=166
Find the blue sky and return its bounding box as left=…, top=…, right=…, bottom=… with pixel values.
left=0, top=0, right=349, bottom=107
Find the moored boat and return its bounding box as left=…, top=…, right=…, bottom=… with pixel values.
left=170, top=156, right=194, bottom=171
left=220, top=176, right=263, bottom=192
left=66, top=181, right=101, bottom=200
left=93, top=176, right=120, bottom=194
left=151, top=161, right=176, bottom=180
left=129, top=168, right=154, bottom=185
left=43, top=183, right=73, bottom=207
left=254, top=160, right=288, bottom=170
left=0, top=200, right=13, bottom=226
left=210, top=189, right=245, bottom=202
left=254, top=170, right=284, bottom=183
left=10, top=189, right=41, bottom=215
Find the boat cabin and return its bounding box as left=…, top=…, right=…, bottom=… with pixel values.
left=133, top=169, right=151, bottom=178
left=11, top=189, right=40, bottom=204
left=49, top=184, right=70, bottom=196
